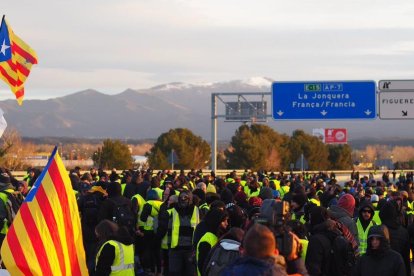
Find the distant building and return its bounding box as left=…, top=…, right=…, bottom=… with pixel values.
left=132, top=155, right=148, bottom=169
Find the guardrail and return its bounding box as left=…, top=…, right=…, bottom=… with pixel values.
left=10, top=169, right=402, bottom=182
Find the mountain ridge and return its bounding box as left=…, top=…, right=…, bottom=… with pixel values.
left=0, top=77, right=412, bottom=141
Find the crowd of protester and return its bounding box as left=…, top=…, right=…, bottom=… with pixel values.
left=1, top=166, right=414, bottom=276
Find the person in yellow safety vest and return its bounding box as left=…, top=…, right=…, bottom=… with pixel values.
left=370, top=194, right=382, bottom=225
left=269, top=178, right=281, bottom=191
left=149, top=176, right=164, bottom=201
left=131, top=192, right=146, bottom=267
left=308, top=188, right=321, bottom=207
left=291, top=192, right=308, bottom=225
left=287, top=220, right=309, bottom=261
left=139, top=189, right=163, bottom=275
left=193, top=188, right=209, bottom=219
left=356, top=201, right=377, bottom=255
left=278, top=180, right=290, bottom=200
left=244, top=178, right=261, bottom=199
left=120, top=171, right=132, bottom=196
left=95, top=219, right=135, bottom=276
left=206, top=183, right=217, bottom=194
left=0, top=170, right=20, bottom=245
left=165, top=190, right=200, bottom=276
left=196, top=208, right=229, bottom=276
left=155, top=187, right=178, bottom=276
left=226, top=171, right=237, bottom=184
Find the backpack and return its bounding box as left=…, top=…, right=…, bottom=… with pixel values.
left=81, top=194, right=101, bottom=226
left=203, top=239, right=241, bottom=276
left=329, top=233, right=357, bottom=276
left=0, top=190, right=24, bottom=227
left=109, top=199, right=135, bottom=233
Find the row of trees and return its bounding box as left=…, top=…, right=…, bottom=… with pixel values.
left=145, top=125, right=353, bottom=171
left=0, top=125, right=352, bottom=171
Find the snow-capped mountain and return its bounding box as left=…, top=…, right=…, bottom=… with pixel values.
left=0, top=77, right=409, bottom=141
left=0, top=78, right=273, bottom=139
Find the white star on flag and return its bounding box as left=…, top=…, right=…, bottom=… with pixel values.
left=0, top=39, right=10, bottom=56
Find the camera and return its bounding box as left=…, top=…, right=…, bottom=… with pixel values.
left=255, top=200, right=294, bottom=258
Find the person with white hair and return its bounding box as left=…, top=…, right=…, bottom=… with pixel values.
left=197, top=182, right=207, bottom=193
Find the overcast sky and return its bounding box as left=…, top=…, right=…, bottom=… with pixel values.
left=2, top=0, right=414, bottom=100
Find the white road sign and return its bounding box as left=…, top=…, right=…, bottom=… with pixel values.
left=379, top=92, right=414, bottom=119
left=379, top=80, right=414, bottom=91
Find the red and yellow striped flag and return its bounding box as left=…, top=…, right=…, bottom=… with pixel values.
left=0, top=16, right=38, bottom=105
left=0, top=147, right=88, bottom=275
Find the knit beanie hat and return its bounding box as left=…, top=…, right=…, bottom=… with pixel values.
left=337, top=194, right=355, bottom=216
left=220, top=188, right=234, bottom=204
left=249, top=196, right=263, bottom=207
left=205, top=208, right=228, bottom=232
left=259, top=187, right=273, bottom=200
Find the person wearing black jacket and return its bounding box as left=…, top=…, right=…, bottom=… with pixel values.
left=379, top=200, right=411, bottom=276
left=354, top=225, right=405, bottom=276
left=97, top=182, right=133, bottom=230
left=305, top=206, right=335, bottom=276
left=196, top=208, right=228, bottom=276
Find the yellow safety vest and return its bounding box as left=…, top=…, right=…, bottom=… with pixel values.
left=196, top=232, right=218, bottom=276
left=131, top=194, right=146, bottom=228
left=189, top=181, right=196, bottom=190
left=169, top=207, right=200, bottom=248
left=121, top=183, right=126, bottom=195
left=152, top=187, right=164, bottom=200
left=309, top=198, right=321, bottom=206
left=244, top=186, right=260, bottom=199
left=240, top=180, right=247, bottom=187
left=96, top=240, right=134, bottom=276
left=356, top=218, right=375, bottom=255
left=270, top=179, right=281, bottom=191
left=300, top=238, right=309, bottom=261
left=278, top=186, right=290, bottom=200
left=0, top=189, right=15, bottom=235
left=161, top=207, right=173, bottom=250
left=372, top=210, right=381, bottom=225
left=199, top=202, right=209, bottom=212
left=292, top=213, right=306, bottom=224
left=143, top=200, right=162, bottom=231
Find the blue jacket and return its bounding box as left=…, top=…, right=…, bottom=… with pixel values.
left=221, top=256, right=287, bottom=276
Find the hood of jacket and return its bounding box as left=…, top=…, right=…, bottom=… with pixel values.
left=358, top=200, right=375, bottom=221
left=379, top=200, right=400, bottom=229
left=366, top=225, right=390, bottom=256
left=328, top=204, right=351, bottom=220
left=0, top=182, right=15, bottom=192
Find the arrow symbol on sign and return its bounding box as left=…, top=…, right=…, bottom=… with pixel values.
left=402, top=110, right=408, bottom=116
left=364, top=109, right=372, bottom=116
left=321, top=110, right=327, bottom=116
left=277, top=110, right=284, bottom=116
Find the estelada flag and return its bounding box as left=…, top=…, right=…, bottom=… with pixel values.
left=0, top=146, right=88, bottom=275
left=0, top=16, right=38, bottom=105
